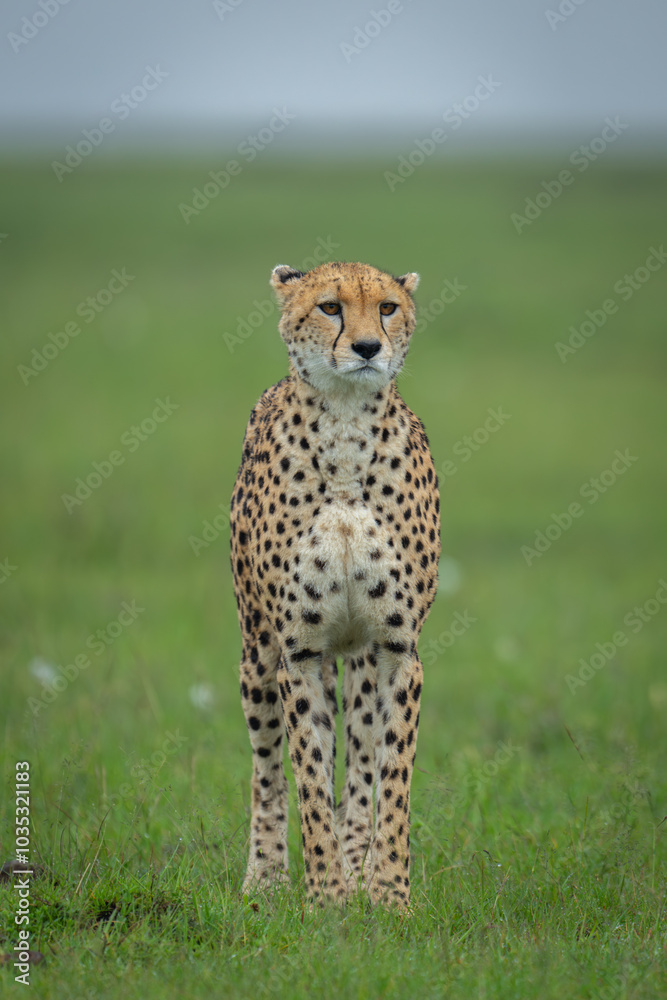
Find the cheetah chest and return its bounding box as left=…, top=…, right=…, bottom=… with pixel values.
left=296, top=496, right=396, bottom=656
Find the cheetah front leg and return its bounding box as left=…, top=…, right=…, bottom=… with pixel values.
left=277, top=654, right=351, bottom=903
left=239, top=630, right=290, bottom=894
left=336, top=651, right=376, bottom=885
left=368, top=652, right=423, bottom=908
left=320, top=656, right=340, bottom=792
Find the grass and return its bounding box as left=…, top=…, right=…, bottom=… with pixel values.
left=1, top=152, right=666, bottom=998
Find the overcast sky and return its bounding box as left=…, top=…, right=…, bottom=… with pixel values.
left=1, top=0, right=664, bottom=148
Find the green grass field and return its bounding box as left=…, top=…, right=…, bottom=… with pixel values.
left=1, top=154, right=666, bottom=999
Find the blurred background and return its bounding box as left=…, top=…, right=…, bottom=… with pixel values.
left=1, top=0, right=666, bottom=888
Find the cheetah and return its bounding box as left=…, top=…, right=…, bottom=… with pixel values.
left=230, top=261, right=441, bottom=907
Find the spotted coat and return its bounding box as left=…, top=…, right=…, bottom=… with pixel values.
left=230, top=261, right=441, bottom=907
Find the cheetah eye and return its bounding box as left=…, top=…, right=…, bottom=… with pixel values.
left=319, top=302, right=341, bottom=316
left=379, top=302, right=397, bottom=316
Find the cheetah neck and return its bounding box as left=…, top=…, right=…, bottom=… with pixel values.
left=290, top=373, right=397, bottom=491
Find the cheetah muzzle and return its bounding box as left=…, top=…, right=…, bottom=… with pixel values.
left=230, top=261, right=441, bottom=907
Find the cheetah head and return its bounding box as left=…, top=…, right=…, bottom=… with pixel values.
left=270, top=261, right=419, bottom=396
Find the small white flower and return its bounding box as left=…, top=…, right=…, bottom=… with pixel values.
left=189, top=683, right=215, bottom=710
left=29, top=657, right=57, bottom=685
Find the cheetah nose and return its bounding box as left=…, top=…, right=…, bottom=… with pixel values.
left=351, top=339, right=381, bottom=360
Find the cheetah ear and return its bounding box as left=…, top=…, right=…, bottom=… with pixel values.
left=271, top=265, right=304, bottom=295
left=396, top=272, right=420, bottom=295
